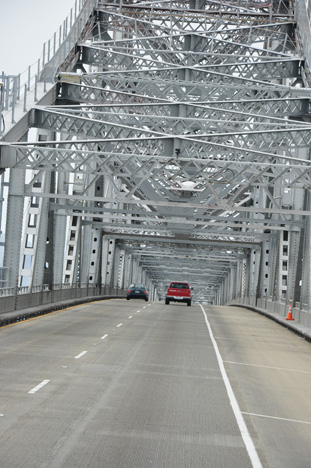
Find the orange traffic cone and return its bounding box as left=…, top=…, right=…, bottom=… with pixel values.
left=286, top=303, right=294, bottom=321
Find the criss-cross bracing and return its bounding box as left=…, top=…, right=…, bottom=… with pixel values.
left=1, top=0, right=311, bottom=322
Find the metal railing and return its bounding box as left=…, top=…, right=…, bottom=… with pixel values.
left=229, top=295, right=311, bottom=330
left=0, top=283, right=126, bottom=314
left=0, top=0, right=98, bottom=136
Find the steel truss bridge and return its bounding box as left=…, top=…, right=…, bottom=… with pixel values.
left=1, top=0, right=311, bottom=324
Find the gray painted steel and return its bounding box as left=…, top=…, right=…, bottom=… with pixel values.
left=0, top=0, right=311, bottom=330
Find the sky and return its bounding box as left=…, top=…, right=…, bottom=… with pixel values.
left=0, top=0, right=78, bottom=75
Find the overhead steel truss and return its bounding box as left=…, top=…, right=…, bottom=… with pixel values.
left=1, top=0, right=311, bottom=309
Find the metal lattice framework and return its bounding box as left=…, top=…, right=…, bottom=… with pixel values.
left=1, top=0, right=311, bottom=310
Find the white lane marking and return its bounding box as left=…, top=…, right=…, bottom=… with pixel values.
left=200, top=304, right=263, bottom=468
left=128, top=316, right=133, bottom=319
left=217, top=337, right=304, bottom=350
left=215, top=336, right=267, bottom=343
left=75, top=351, right=87, bottom=359
left=136, top=310, right=140, bottom=313
left=242, top=412, right=311, bottom=425
left=28, top=379, right=50, bottom=394
left=117, top=323, right=123, bottom=328
left=101, top=334, right=109, bottom=340
left=224, top=360, right=311, bottom=374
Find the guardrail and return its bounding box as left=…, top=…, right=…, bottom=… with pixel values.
left=229, top=295, right=311, bottom=329
left=0, top=283, right=126, bottom=315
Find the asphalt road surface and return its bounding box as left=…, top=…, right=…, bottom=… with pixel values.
left=0, top=300, right=310, bottom=468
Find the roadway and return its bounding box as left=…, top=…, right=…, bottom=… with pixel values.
left=0, top=299, right=310, bottom=468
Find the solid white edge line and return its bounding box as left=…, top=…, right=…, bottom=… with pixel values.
left=200, top=304, right=263, bottom=468
left=28, top=379, right=50, bottom=394
left=75, top=351, right=87, bottom=359
left=101, top=334, right=109, bottom=340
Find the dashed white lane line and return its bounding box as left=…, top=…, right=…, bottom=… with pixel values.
left=117, top=323, right=123, bottom=328
left=101, top=334, right=109, bottom=340
left=242, top=412, right=311, bottom=425
left=128, top=316, right=133, bottom=319
left=224, top=360, right=311, bottom=374
left=75, top=351, right=87, bottom=359
left=28, top=379, right=50, bottom=394
left=200, top=304, right=263, bottom=468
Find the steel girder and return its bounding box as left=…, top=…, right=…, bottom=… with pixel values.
left=57, top=70, right=296, bottom=102
left=3, top=137, right=311, bottom=220
left=32, top=104, right=310, bottom=139
left=81, top=42, right=299, bottom=73
left=33, top=100, right=309, bottom=125
left=96, top=2, right=294, bottom=33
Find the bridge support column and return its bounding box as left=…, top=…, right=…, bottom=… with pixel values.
left=112, top=243, right=122, bottom=291
left=52, top=172, right=68, bottom=288
left=241, top=257, right=248, bottom=302
left=102, top=238, right=115, bottom=292
left=148, top=282, right=154, bottom=302
left=258, top=239, right=270, bottom=304
left=19, top=130, right=55, bottom=291
left=222, top=274, right=229, bottom=304
left=235, top=261, right=242, bottom=301
left=131, top=255, right=141, bottom=284
left=3, top=168, right=25, bottom=290
left=250, top=248, right=261, bottom=306
left=79, top=223, right=93, bottom=287
left=30, top=172, right=52, bottom=291
left=123, top=251, right=133, bottom=289
left=140, top=265, right=147, bottom=286
left=228, top=264, right=237, bottom=303
left=85, top=227, right=103, bottom=290
left=300, top=207, right=311, bottom=323
left=286, top=187, right=305, bottom=312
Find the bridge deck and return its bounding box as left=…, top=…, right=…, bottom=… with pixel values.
left=0, top=300, right=310, bottom=468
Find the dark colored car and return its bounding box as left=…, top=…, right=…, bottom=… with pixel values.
left=127, top=283, right=148, bottom=301
left=165, top=281, right=192, bottom=306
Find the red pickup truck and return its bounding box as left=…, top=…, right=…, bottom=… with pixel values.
left=165, top=281, right=192, bottom=306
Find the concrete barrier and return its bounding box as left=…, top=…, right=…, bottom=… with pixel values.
left=229, top=302, right=311, bottom=343
left=0, top=293, right=126, bottom=329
